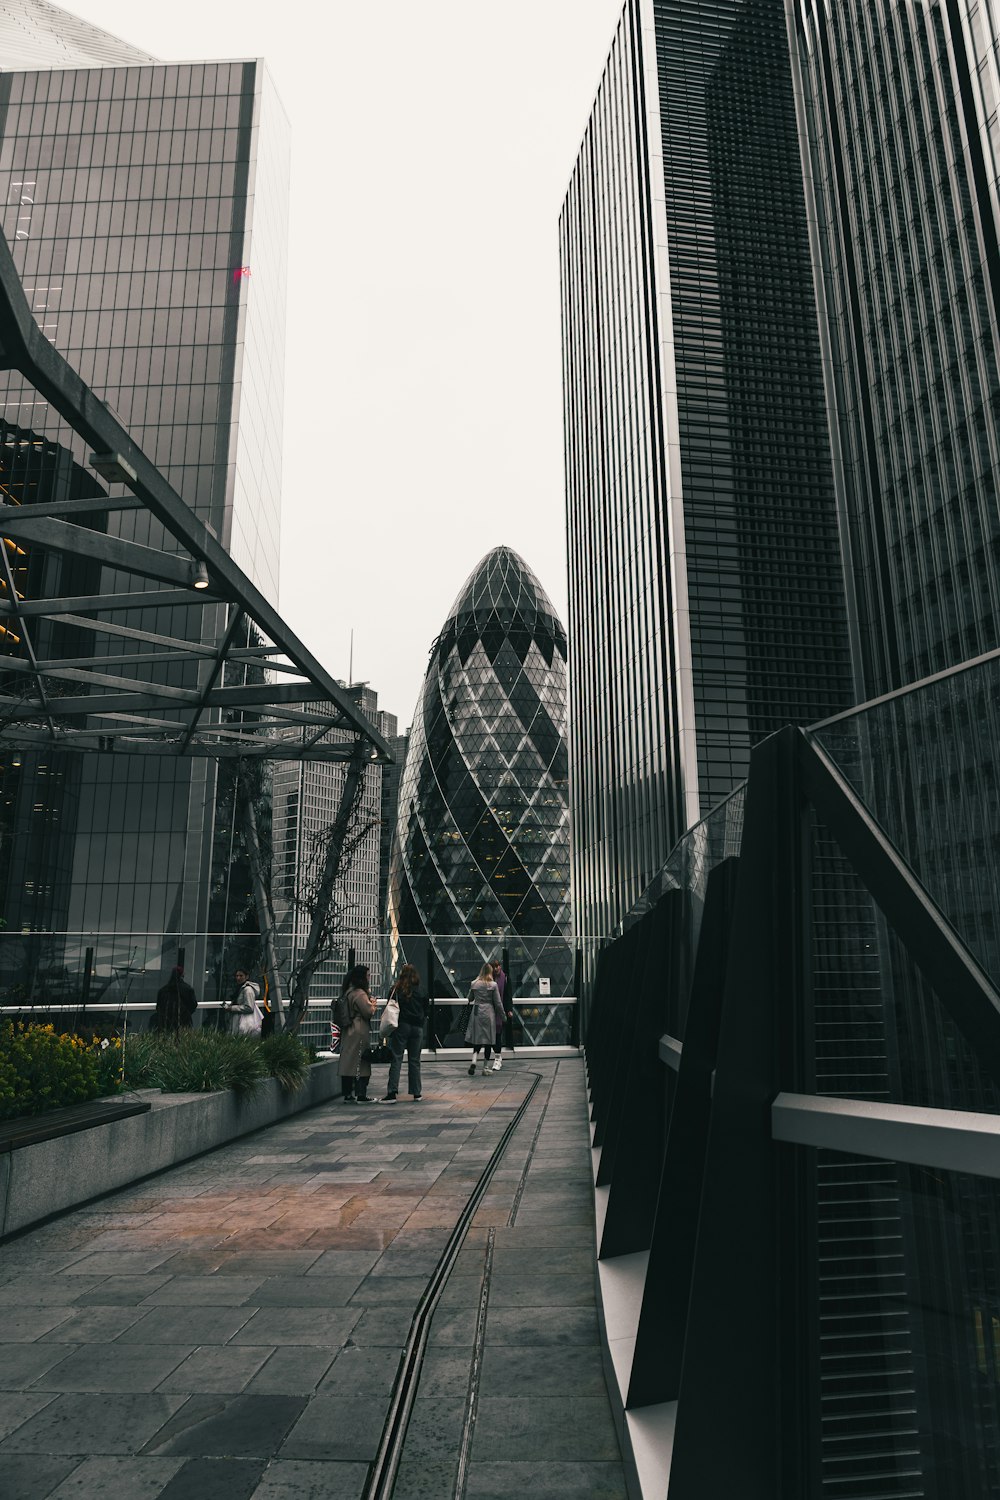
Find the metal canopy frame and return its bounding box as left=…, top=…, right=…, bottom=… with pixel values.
left=0, top=229, right=391, bottom=765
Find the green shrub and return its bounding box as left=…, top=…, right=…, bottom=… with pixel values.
left=121, top=1030, right=266, bottom=1096
left=0, top=1022, right=104, bottom=1120
left=92, top=1035, right=125, bottom=1097
left=259, top=1032, right=310, bottom=1092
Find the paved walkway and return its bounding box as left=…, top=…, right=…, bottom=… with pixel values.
left=0, top=1057, right=625, bottom=1500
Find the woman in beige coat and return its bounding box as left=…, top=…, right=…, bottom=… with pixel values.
left=336, top=964, right=377, bottom=1103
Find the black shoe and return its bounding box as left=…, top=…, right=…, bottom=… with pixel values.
left=355, top=1094, right=375, bottom=1104
left=467, top=1063, right=476, bottom=1075
left=411, top=1094, right=422, bottom=1101
left=343, top=1095, right=357, bottom=1104
left=379, top=1093, right=398, bottom=1104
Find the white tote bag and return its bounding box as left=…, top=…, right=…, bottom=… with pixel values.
left=379, top=993, right=400, bottom=1038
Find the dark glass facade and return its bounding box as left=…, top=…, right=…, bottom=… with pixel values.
left=560, top=0, right=854, bottom=937
left=792, top=0, right=1000, bottom=697
left=388, top=547, right=571, bottom=995
left=787, top=12, right=1000, bottom=1486
left=570, top=4, right=1000, bottom=1495
left=0, top=47, right=288, bottom=940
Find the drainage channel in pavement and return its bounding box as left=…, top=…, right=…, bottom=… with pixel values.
left=0, top=1058, right=624, bottom=1500
left=384, top=1059, right=627, bottom=1500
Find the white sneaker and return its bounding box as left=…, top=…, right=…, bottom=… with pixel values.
left=492, top=1056, right=502, bottom=1072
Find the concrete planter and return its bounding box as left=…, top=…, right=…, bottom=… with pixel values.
left=0, top=1059, right=339, bottom=1241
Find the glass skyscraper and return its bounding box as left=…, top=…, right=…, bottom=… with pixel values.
left=792, top=0, right=1000, bottom=696
left=388, top=547, right=571, bottom=996
left=0, top=2, right=288, bottom=943
left=565, top=4, right=1000, bottom=1495
left=560, top=0, right=854, bottom=937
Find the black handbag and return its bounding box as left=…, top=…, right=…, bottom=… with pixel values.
left=362, top=1041, right=394, bottom=1065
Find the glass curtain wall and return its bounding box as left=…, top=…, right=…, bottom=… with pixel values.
left=792, top=0, right=1000, bottom=697
left=0, top=59, right=289, bottom=948
left=560, top=0, right=854, bottom=940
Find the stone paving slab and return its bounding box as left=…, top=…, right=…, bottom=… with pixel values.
left=0, top=1058, right=623, bottom=1498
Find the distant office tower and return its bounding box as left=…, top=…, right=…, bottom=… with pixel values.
left=559, top=0, right=854, bottom=936
left=0, top=0, right=153, bottom=72
left=271, top=686, right=392, bottom=998
left=388, top=547, right=571, bottom=995
left=0, top=2, right=288, bottom=940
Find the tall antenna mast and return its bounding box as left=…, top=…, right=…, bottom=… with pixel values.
left=349, top=628, right=354, bottom=684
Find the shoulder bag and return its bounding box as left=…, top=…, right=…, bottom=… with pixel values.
left=379, top=986, right=400, bottom=1038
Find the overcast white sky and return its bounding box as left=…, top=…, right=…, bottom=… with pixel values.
left=68, top=0, right=622, bottom=727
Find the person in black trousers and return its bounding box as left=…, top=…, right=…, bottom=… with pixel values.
left=380, top=964, right=428, bottom=1102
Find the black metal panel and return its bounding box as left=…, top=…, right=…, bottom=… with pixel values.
left=600, top=891, right=677, bottom=1257
left=627, top=858, right=738, bottom=1407
left=586, top=938, right=624, bottom=1125
left=668, top=727, right=801, bottom=1499
left=592, top=923, right=648, bottom=1152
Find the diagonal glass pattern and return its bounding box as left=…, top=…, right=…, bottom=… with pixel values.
left=387, top=547, right=571, bottom=997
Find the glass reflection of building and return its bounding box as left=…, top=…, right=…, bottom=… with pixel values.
left=388, top=547, right=571, bottom=996
left=559, top=0, right=855, bottom=940
left=0, top=3, right=289, bottom=952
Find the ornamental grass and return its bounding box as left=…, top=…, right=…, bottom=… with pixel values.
left=258, top=1032, right=310, bottom=1092
left=0, top=1022, right=312, bottom=1121
left=122, top=1028, right=310, bottom=1097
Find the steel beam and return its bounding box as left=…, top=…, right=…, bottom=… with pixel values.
left=178, top=607, right=244, bottom=753
left=0, top=588, right=221, bottom=617
left=0, top=511, right=201, bottom=587
left=773, top=1091, right=1000, bottom=1178
left=7, top=495, right=143, bottom=516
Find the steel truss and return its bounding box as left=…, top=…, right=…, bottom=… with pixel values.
left=0, top=229, right=390, bottom=764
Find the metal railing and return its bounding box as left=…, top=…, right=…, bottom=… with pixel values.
left=587, top=649, right=1000, bottom=1499
left=0, top=930, right=599, bottom=1015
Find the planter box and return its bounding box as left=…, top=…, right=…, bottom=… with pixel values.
left=0, top=1059, right=339, bottom=1241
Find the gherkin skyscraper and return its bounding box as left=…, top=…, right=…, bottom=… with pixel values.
left=388, top=547, right=571, bottom=997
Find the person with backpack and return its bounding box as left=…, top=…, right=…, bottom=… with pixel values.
left=224, top=968, right=264, bottom=1035
left=336, top=964, right=377, bottom=1103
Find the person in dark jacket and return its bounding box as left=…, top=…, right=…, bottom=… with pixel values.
left=152, top=966, right=198, bottom=1031
left=380, top=964, right=428, bottom=1102
left=490, top=959, right=511, bottom=1072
